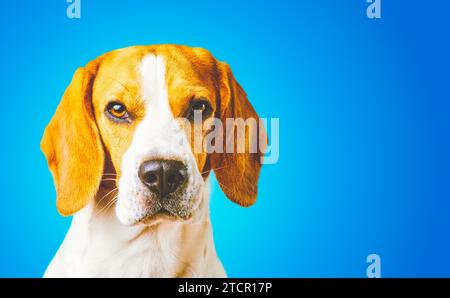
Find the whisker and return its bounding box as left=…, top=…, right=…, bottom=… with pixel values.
left=104, top=196, right=118, bottom=210
left=101, top=178, right=118, bottom=182
left=96, top=187, right=118, bottom=207
left=96, top=195, right=118, bottom=216
left=105, top=196, right=118, bottom=211
left=201, top=164, right=231, bottom=175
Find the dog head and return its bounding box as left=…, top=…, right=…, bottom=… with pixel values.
left=41, top=45, right=266, bottom=226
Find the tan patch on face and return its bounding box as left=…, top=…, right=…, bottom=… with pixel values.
left=92, top=47, right=149, bottom=178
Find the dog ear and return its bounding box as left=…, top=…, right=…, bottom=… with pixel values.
left=41, top=59, right=104, bottom=216
left=211, top=62, right=267, bottom=207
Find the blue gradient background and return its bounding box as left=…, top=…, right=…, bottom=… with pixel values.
left=1, top=0, right=449, bottom=277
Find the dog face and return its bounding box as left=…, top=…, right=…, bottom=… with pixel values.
left=41, top=45, right=266, bottom=226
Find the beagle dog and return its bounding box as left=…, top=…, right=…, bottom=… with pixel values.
left=41, top=45, right=266, bottom=277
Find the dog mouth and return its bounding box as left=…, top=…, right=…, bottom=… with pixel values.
left=136, top=207, right=190, bottom=226
left=137, top=182, right=202, bottom=226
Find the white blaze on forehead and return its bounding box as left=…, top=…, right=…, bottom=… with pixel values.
left=131, top=54, right=191, bottom=159
left=140, top=55, right=171, bottom=121
left=129, top=53, right=180, bottom=158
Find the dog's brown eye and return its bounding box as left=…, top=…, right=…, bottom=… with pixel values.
left=106, top=102, right=129, bottom=122
left=188, top=99, right=212, bottom=121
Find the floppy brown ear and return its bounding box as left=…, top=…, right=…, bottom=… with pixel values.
left=211, top=62, right=267, bottom=207
left=41, top=60, right=104, bottom=216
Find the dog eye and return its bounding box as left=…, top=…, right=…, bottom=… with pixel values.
left=188, top=99, right=212, bottom=121
left=106, top=102, right=130, bottom=122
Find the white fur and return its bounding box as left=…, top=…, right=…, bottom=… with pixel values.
left=44, top=186, right=225, bottom=277
left=44, top=54, right=225, bottom=277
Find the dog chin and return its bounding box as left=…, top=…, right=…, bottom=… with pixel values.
left=117, top=207, right=195, bottom=227
left=137, top=209, right=187, bottom=226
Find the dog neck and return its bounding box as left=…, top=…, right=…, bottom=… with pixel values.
left=44, top=184, right=225, bottom=277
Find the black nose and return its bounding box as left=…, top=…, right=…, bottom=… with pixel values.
left=138, top=160, right=188, bottom=198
